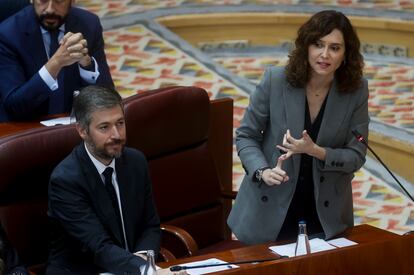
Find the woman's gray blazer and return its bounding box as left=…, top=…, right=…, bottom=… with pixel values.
left=228, top=66, right=369, bottom=244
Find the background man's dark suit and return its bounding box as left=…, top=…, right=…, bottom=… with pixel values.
left=0, top=5, right=113, bottom=121
left=47, top=144, right=160, bottom=274
left=0, top=0, right=29, bottom=23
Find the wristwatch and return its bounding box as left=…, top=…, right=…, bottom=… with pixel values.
left=254, top=167, right=270, bottom=183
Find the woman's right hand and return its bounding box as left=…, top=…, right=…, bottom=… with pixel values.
left=262, top=154, right=290, bottom=186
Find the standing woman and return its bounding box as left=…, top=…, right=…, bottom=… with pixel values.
left=228, top=10, right=369, bottom=244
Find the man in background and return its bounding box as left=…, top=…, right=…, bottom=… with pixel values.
left=0, top=0, right=113, bottom=122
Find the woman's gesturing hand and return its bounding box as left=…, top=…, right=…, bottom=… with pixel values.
left=277, top=129, right=316, bottom=156
left=262, top=154, right=291, bottom=186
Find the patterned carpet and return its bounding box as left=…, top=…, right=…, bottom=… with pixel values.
left=78, top=0, right=414, bottom=235
left=78, top=0, right=414, bottom=18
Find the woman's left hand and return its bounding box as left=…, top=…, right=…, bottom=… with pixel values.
left=277, top=129, right=316, bottom=156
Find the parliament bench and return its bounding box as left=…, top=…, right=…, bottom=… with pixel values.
left=0, top=86, right=239, bottom=271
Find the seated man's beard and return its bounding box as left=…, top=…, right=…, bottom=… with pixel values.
left=38, top=14, right=65, bottom=31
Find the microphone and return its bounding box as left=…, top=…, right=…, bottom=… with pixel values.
left=352, top=129, right=414, bottom=203
left=169, top=256, right=288, bottom=271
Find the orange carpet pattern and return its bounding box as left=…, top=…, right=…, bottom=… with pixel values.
left=78, top=0, right=414, bottom=235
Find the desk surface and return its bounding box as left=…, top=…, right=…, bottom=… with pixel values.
left=0, top=121, right=43, bottom=138
left=0, top=113, right=70, bottom=138
left=159, top=224, right=414, bottom=275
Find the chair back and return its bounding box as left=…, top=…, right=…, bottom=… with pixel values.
left=0, top=125, right=80, bottom=267
left=0, top=86, right=233, bottom=267
left=124, top=86, right=231, bottom=249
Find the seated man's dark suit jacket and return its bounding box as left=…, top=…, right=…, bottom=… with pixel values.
left=47, top=144, right=161, bottom=274
left=0, top=5, right=114, bottom=121
left=0, top=223, right=29, bottom=275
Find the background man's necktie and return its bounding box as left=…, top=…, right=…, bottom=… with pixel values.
left=48, top=30, right=64, bottom=115
left=48, top=30, right=59, bottom=57
left=102, top=167, right=125, bottom=247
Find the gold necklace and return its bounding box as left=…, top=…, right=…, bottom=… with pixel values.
left=306, top=85, right=328, bottom=98
left=308, top=90, right=321, bottom=97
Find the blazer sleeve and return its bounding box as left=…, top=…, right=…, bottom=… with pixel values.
left=318, top=78, right=369, bottom=173
left=0, top=39, right=51, bottom=120
left=131, top=157, right=161, bottom=254
left=85, top=16, right=113, bottom=88
left=0, top=223, right=29, bottom=275
left=235, top=67, right=274, bottom=176
left=49, top=171, right=145, bottom=274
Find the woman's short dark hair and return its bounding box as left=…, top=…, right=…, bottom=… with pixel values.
left=72, top=85, right=123, bottom=130
left=285, top=10, right=364, bottom=93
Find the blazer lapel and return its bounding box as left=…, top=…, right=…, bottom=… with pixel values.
left=76, top=144, right=126, bottom=247
left=115, top=155, right=134, bottom=250
left=24, top=9, right=48, bottom=70
left=284, top=84, right=306, bottom=178
left=62, top=9, right=79, bottom=111
left=317, top=80, right=350, bottom=147
left=64, top=9, right=81, bottom=34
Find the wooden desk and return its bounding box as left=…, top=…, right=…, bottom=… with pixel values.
left=0, top=112, right=70, bottom=138
left=0, top=121, right=43, bottom=138
left=159, top=225, right=414, bottom=274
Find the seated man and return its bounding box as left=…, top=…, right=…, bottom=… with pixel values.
left=47, top=86, right=180, bottom=275
left=0, top=0, right=113, bottom=122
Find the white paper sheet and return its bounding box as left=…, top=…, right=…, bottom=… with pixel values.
left=172, top=258, right=239, bottom=275
left=269, top=242, right=296, bottom=257
left=269, top=238, right=338, bottom=257
left=327, top=237, right=358, bottom=248
left=309, top=238, right=337, bottom=253
left=40, top=116, right=72, bottom=126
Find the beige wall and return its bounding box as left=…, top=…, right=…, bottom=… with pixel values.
left=158, top=13, right=414, bottom=58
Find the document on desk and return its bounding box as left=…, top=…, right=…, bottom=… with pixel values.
left=269, top=238, right=340, bottom=257
left=175, top=258, right=239, bottom=275
left=40, top=116, right=72, bottom=126
left=327, top=237, right=358, bottom=248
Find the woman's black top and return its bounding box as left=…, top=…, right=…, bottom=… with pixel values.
left=277, top=95, right=328, bottom=241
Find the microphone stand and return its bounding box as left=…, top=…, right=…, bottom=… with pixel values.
left=169, top=256, right=288, bottom=272
left=352, top=130, right=414, bottom=203
left=353, top=130, right=414, bottom=236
